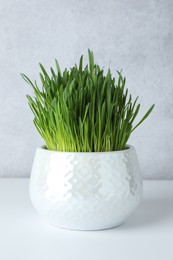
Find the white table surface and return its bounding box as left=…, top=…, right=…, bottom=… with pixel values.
left=0, top=179, right=172, bottom=260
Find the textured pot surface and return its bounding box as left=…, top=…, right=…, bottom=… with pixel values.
left=30, top=145, right=142, bottom=230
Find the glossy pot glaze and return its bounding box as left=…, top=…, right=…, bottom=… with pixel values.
left=30, top=145, right=142, bottom=230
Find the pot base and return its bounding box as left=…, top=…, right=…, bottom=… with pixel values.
left=51, top=221, right=124, bottom=231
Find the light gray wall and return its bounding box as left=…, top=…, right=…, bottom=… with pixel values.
left=0, top=0, right=173, bottom=178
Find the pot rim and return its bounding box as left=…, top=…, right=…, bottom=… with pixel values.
left=37, top=144, right=134, bottom=154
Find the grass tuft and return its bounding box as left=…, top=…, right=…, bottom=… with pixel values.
left=21, top=50, right=154, bottom=152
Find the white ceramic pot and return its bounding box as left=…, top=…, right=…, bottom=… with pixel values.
left=30, top=145, right=142, bottom=230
